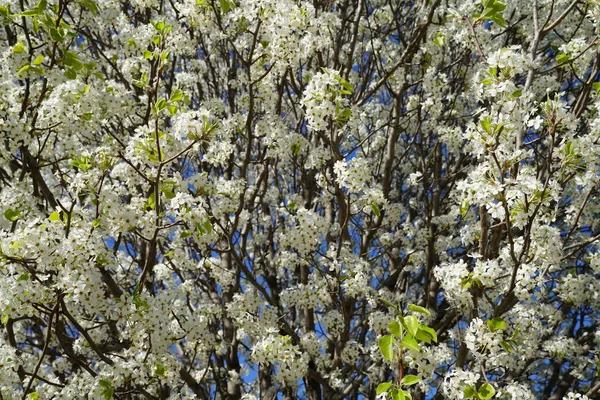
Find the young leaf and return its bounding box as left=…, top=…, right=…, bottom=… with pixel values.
left=18, top=64, right=30, bottom=74
left=500, top=340, right=512, bottom=353
left=371, top=201, right=381, bottom=217
left=13, top=43, right=25, bottom=53
left=49, top=211, right=61, bottom=221
left=17, top=272, right=31, bottom=281
left=4, top=209, right=20, bottom=222
left=147, top=192, right=156, bottom=210
left=401, top=375, right=420, bottom=386
left=404, top=315, right=419, bottom=337
left=400, top=336, right=420, bottom=352
left=480, top=116, right=492, bottom=134
left=379, top=298, right=399, bottom=312
left=463, top=385, right=476, bottom=399
left=32, top=55, right=44, bottom=65
left=388, top=320, right=402, bottom=337
left=219, top=0, right=231, bottom=13
left=378, top=335, right=395, bottom=361
left=78, top=0, right=99, bottom=14
left=417, top=324, right=438, bottom=343
left=407, top=303, right=430, bottom=316
left=486, top=317, right=506, bottom=332
left=414, top=329, right=431, bottom=344
left=376, top=381, right=393, bottom=395
left=556, top=53, right=570, bottom=65
left=155, top=363, right=166, bottom=377
left=390, top=388, right=405, bottom=400
left=478, top=383, right=496, bottom=399
left=99, top=380, right=114, bottom=400
left=170, top=88, right=184, bottom=102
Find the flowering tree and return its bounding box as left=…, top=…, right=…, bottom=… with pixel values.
left=1, top=0, right=600, bottom=398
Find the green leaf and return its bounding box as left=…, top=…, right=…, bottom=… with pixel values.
left=32, top=55, right=44, bottom=65
left=417, top=324, right=438, bottom=343
left=478, top=383, right=496, bottom=399
left=401, top=375, right=420, bottom=386
left=460, top=200, right=469, bottom=217
left=49, top=211, right=61, bottom=221
left=490, top=13, right=506, bottom=28
left=4, top=209, right=20, bottom=222
left=390, top=388, right=405, bottom=400
left=414, top=329, right=431, bottom=344
left=155, top=363, right=166, bottom=377
left=219, top=0, right=231, bottom=13
left=400, top=336, right=420, bottom=352
left=379, top=298, right=399, bottom=312
left=64, top=68, right=77, bottom=79
left=463, top=384, right=476, bottom=398
left=500, top=340, right=512, bottom=353
left=486, top=317, right=506, bottom=332
left=71, top=153, right=94, bottom=170
left=492, top=0, right=506, bottom=11
left=21, top=8, right=42, bottom=16
left=147, top=192, right=156, bottom=210
left=291, top=143, right=300, bottom=156
left=78, top=0, right=99, bottom=14
left=170, top=88, right=183, bottom=102
left=556, top=53, right=570, bottom=65
left=28, top=393, right=39, bottom=400
left=155, top=98, right=167, bottom=111
left=204, top=220, right=212, bottom=234
left=480, top=116, right=492, bottom=134
left=593, top=82, right=600, bottom=92
left=376, top=381, right=393, bottom=395
left=379, top=335, right=395, bottom=361
left=388, top=320, right=403, bottom=337
left=1, top=313, right=9, bottom=324
left=63, top=51, right=82, bottom=70
left=13, top=43, right=25, bottom=54
left=196, top=220, right=213, bottom=235
left=371, top=201, right=381, bottom=217
left=17, top=272, right=30, bottom=281
left=80, top=112, right=93, bottom=121
left=511, top=89, right=522, bottom=98
left=433, top=32, right=445, bottom=47
left=144, top=50, right=153, bottom=59
left=404, top=315, right=419, bottom=337
left=50, top=27, right=65, bottom=42
left=99, top=379, right=114, bottom=400
left=461, top=275, right=474, bottom=289
left=162, top=187, right=176, bottom=199
left=17, top=64, right=30, bottom=74
left=407, top=304, right=430, bottom=316
left=481, top=7, right=495, bottom=18
left=133, top=294, right=150, bottom=309
left=337, top=76, right=354, bottom=94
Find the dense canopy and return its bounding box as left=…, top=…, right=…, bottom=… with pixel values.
left=1, top=0, right=600, bottom=399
